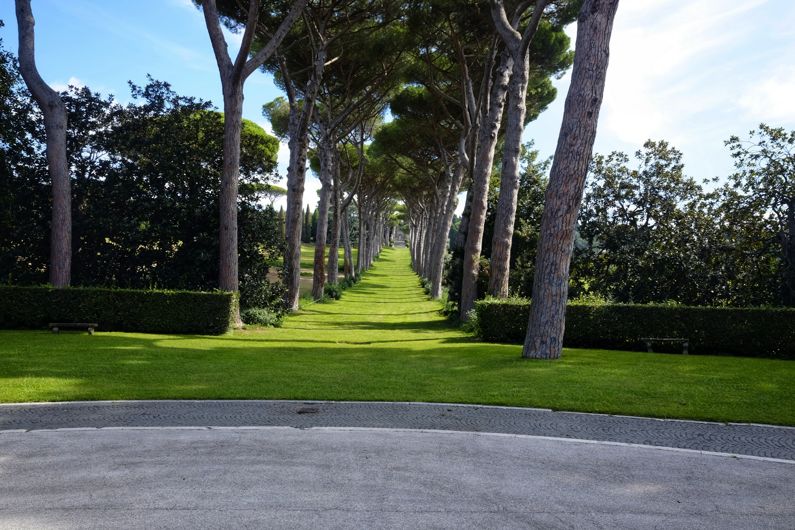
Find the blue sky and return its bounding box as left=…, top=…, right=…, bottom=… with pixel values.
left=1, top=0, right=794, bottom=210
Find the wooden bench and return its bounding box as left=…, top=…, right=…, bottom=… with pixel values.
left=641, top=337, right=688, bottom=354
left=49, top=323, right=98, bottom=335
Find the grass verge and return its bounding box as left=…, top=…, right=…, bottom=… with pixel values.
left=0, top=248, right=792, bottom=425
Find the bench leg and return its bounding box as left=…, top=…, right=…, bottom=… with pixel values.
left=88, top=327, right=94, bottom=335
left=645, top=341, right=653, bottom=353
left=683, top=341, right=689, bottom=355
left=51, top=327, right=59, bottom=334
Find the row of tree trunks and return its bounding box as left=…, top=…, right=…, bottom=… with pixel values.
left=429, top=136, right=471, bottom=299
left=341, top=211, right=354, bottom=280
left=459, top=49, right=513, bottom=318
left=202, top=0, right=308, bottom=323
left=283, top=47, right=326, bottom=311
left=486, top=0, right=549, bottom=299
left=327, top=173, right=342, bottom=286
left=487, top=53, right=529, bottom=297
left=311, top=133, right=335, bottom=300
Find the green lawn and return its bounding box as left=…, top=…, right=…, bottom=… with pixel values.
left=299, top=243, right=358, bottom=275
left=271, top=244, right=358, bottom=295
left=1, top=247, right=793, bottom=425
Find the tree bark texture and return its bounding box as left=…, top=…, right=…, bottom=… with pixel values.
left=311, top=140, right=334, bottom=300
left=284, top=108, right=313, bottom=310
left=488, top=54, right=529, bottom=297
left=523, top=0, right=620, bottom=360
left=327, top=171, right=342, bottom=285
left=219, top=89, right=243, bottom=293
left=342, top=209, right=354, bottom=280
left=15, top=0, right=71, bottom=287
left=459, top=51, right=513, bottom=319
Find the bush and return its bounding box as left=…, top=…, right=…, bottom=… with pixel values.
left=473, top=297, right=795, bottom=359
left=241, top=307, right=283, bottom=327
left=340, top=275, right=360, bottom=290
left=0, top=285, right=236, bottom=335
left=239, top=274, right=286, bottom=312
left=324, top=282, right=342, bottom=300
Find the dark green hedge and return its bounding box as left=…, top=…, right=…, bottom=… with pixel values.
left=0, top=285, right=237, bottom=335
left=473, top=297, right=795, bottom=359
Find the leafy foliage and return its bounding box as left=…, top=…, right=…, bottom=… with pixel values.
left=723, top=125, right=795, bottom=306
left=0, top=285, right=235, bottom=334
left=241, top=307, right=284, bottom=327
left=0, top=44, right=284, bottom=310
left=496, top=136, right=795, bottom=308
left=473, top=297, right=795, bottom=359
left=575, top=140, right=723, bottom=305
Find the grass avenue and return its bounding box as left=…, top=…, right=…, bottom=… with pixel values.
left=1, top=248, right=792, bottom=426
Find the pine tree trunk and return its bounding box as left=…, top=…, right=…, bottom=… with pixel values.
left=312, top=179, right=331, bottom=300
left=430, top=162, right=467, bottom=299
left=454, top=189, right=473, bottom=251
left=356, top=207, right=366, bottom=275
left=312, top=138, right=334, bottom=300
left=488, top=54, right=529, bottom=297
left=284, top=110, right=312, bottom=311
left=219, top=88, right=243, bottom=299
left=328, top=174, right=341, bottom=285
left=342, top=209, right=354, bottom=280
left=15, top=0, right=71, bottom=288
left=524, top=0, right=620, bottom=359
left=460, top=51, right=513, bottom=318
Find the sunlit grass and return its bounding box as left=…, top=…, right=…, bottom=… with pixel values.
left=0, top=248, right=793, bottom=425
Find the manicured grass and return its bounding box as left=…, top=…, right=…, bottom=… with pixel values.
left=300, top=244, right=357, bottom=274
left=1, top=248, right=793, bottom=425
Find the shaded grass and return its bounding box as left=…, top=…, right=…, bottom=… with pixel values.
left=0, top=248, right=793, bottom=425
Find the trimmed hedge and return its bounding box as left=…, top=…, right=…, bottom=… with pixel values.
left=0, top=285, right=237, bottom=335
left=473, top=297, right=795, bottom=359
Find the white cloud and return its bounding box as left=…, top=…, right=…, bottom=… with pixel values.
left=50, top=76, right=85, bottom=92
left=738, top=67, right=795, bottom=123
left=600, top=0, right=770, bottom=146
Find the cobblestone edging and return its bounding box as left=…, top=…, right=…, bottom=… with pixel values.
left=1, top=400, right=793, bottom=460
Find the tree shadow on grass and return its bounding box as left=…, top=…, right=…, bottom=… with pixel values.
left=0, top=331, right=519, bottom=403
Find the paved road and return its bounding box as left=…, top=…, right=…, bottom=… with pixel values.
left=1, top=426, right=793, bottom=529
left=1, top=400, right=793, bottom=460
left=2, top=401, right=794, bottom=529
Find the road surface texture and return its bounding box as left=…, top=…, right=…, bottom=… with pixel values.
left=1, top=401, right=794, bottom=529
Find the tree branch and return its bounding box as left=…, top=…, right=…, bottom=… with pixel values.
left=243, top=0, right=309, bottom=80
left=232, top=0, right=261, bottom=81
left=490, top=0, right=521, bottom=53
left=520, top=0, right=550, bottom=56
left=202, top=0, right=234, bottom=80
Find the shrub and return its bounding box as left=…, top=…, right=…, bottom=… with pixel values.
left=324, top=282, right=342, bottom=300
left=0, top=285, right=236, bottom=335
left=340, top=275, right=360, bottom=290
left=473, top=297, right=795, bottom=359
left=239, top=274, right=286, bottom=312
left=241, top=307, right=283, bottom=327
